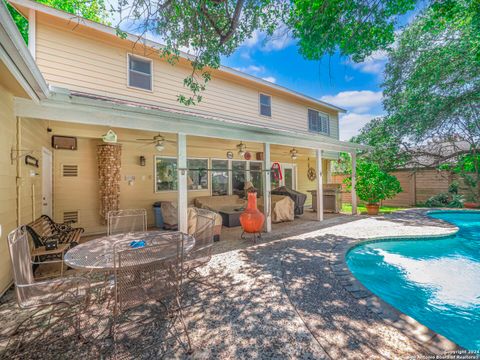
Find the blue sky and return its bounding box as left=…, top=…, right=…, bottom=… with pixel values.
left=222, top=37, right=387, bottom=140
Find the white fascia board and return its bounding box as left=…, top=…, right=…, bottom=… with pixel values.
left=0, top=1, right=49, bottom=100
left=14, top=93, right=369, bottom=152
left=7, top=0, right=345, bottom=114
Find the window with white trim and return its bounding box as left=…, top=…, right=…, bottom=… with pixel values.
left=155, top=157, right=177, bottom=191
left=128, top=54, right=152, bottom=91
left=259, top=94, right=272, bottom=117
left=308, top=109, right=330, bottom=135
left=187, top=158, right=208, bottom=190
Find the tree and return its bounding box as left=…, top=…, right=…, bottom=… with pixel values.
left=114, top=0, right=416, bottom=105
left=7, top=0, right=110, bottom=44
left=357, top=0, right=480, bottom=201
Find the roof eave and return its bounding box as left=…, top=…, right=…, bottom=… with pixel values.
left=0, top=1, right=50, bottom=101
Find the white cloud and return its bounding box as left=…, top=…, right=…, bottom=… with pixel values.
left=320, top=90, right=383, bottom=114
left=321, top=90, right=384, bottom=140
left=242, top=25, right=294, bottom=52
left=261, top=76, right=276, bottom=83
left=338, top=113, right=377, bottom=141
left=349, top=50, right=388, bottom=75
left=234, top=65, right=266, bottom=75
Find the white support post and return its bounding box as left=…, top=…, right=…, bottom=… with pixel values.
left=177, top=133, right=188, bottom=233
left=263, top=143, right=271, bottom=232
left=351, top=151, right=357, bottom=215
left=28, top=9, right=36, bottom=59
left=316, top=149, right=324, bottom=221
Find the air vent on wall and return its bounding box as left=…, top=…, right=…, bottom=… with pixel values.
left=63, top=211, right=79, bottom=224
left=62, top=164, right=78, bottom=177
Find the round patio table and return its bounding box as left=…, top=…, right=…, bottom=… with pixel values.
left=64, top=231, right=196, bottom=271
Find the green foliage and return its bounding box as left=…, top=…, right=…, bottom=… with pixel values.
left=5, top=2, right=28, bottom=43
left=425, top=193, right=450, bottom=207
left=331, top=152, right=352, bottom=174
left=424, top=180, right=465, bottom=207
left=7, top=0, right=110, bottom=44
left=344, top=160, right=402, bottom=204
left=289, top=0, right=416, bottom=62
left=352, top=117, right=410, bottom=172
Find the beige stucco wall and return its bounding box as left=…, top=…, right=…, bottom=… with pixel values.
left=34, top=13, right=340, bottom=140
left=0, top=85, right=49, bottom=294
left=46, top=121, right=331, bottom=235
left=0, top=84, right=18, bottom=293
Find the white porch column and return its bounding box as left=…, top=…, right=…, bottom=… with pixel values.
left=263, top=143, right=272, bottom=232
left=351, top=151, right=357, bottom=215
left=28, top=9, right=36, bottom=59
left=316, top=149, right=324, bottom=221
left=177, top=133, right=188, bottom=233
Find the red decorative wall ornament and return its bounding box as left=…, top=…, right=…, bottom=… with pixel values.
left=271, top=162, right=283, bottom=181
left=240, top=191, right=265, bottom=243
left=244, top=151, right=252, bottom=160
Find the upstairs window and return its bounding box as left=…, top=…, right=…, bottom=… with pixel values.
left=259, top=94, right=271, bottom=117
left=308, top=109, right=330, bottom=134
left=128, top=54, right=152, bottom=91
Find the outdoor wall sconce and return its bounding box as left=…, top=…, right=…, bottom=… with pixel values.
left=139, top=156, right=146, bottom=166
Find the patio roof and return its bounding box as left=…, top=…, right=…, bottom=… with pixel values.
left=14, top=87, right=369, bottom=153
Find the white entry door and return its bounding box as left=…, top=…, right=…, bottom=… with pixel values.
left=42, top=147, right=53, bottom=217
left=271, top=163, right=297, bottom=189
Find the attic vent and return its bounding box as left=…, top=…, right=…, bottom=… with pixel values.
left=62, top=164, right=78, bottom=177
left=63, top=211, right=79, bottom=224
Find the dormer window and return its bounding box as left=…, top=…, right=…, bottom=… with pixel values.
left=308, top=109, right=330, bottom=134
left=128, top=54, right=152, bottom=91
left=259, top=94, right=271, bottom=117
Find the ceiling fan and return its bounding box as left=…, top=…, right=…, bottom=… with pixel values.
left=273, top=147, right=303, bottom=161
left=136, top=133, right=175, bottom=152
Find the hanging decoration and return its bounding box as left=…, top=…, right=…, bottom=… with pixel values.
left=97, top=143, right=122, bottom=224
left=271, top=162, right=283, bottom=181
left=307, top=157, right=316, bottom=182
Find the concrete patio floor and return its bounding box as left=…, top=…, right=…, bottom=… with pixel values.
left=0, top=209, right=463, bottom=359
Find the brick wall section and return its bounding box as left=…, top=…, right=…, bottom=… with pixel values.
left=333, top=169, right=453, bottom=207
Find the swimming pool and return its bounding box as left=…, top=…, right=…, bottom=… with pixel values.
left=346, top=210, right=480, bottom=350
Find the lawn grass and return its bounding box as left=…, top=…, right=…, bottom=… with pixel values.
left=341, top=203, right=407, bottom=215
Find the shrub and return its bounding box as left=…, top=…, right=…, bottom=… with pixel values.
left=344, top=160, right=402, bottom=205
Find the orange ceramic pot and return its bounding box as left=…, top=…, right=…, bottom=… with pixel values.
left=366, top=204, right=380, bottom=215
left=240, top=192, right=265, bottom=233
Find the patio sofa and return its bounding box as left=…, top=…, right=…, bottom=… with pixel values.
left=160, top=202, right=223, bottom=241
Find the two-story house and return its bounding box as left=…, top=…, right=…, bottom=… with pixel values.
left=0, top=0, right=364, bottom=293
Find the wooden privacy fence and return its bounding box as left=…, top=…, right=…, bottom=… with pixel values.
left=332, top=169, right=454, bottom=207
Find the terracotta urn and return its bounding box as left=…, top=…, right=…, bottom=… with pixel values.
left=240, top=191, right=265, bottom=233
left=366, top=203, right=380, bottom=215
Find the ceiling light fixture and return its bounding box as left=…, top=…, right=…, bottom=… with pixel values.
left=155, top=141, right=165, bottom=152
left=236, top=141, right=246, bottom=157
left=290, top=148, right=298, bottom=160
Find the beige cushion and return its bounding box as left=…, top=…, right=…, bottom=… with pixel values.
left=258, top=195, right=295, bottom=223
left=194, top=195, right=246, bottom=213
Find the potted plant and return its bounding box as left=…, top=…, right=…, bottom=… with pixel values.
left=345, top=160, right=402, bottom=215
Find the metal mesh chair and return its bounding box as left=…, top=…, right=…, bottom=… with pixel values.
left=185, top=208, right=217, bottom=288
left=4, top=226, right=90, bottom=357
left=111, top=232, right=192, bottom=355
left=107, top=209, right=147, bottom=236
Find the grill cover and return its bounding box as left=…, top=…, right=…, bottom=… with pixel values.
left=271, top=186, right=307, bottom=216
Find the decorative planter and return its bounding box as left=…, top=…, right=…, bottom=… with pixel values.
left=464, top=202, right=480, bottom=209
left=240, top=192, right=265, bottom=238
left=366, top=204, right=380, bottom=215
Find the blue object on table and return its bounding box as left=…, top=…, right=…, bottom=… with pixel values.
left=129, top=240, right=146, bottom=248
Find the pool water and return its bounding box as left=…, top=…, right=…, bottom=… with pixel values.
left=346, top=211, right=480, bottom=350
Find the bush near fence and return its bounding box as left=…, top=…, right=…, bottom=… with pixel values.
left=332, top=169, right=464, bottom=207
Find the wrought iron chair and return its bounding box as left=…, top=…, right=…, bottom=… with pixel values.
left=185, top=208, right=217, bottom=289
left=107, top=209, right=147, bottom=236
left=110, top=232, right=192, bottom=356
left=3, top=226, right=90, bottom=358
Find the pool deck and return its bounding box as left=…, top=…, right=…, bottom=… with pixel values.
left=0, top=209, right=468, bottom=358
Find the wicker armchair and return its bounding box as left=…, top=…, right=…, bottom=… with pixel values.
left=107, top=209, right=147, bottom=236
left=111, top=232, right=192, bottom=355
left=4, top=226, right=90, bottom=358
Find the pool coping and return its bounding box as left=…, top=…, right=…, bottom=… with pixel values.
left=329, top=208, right=474, bottom=355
